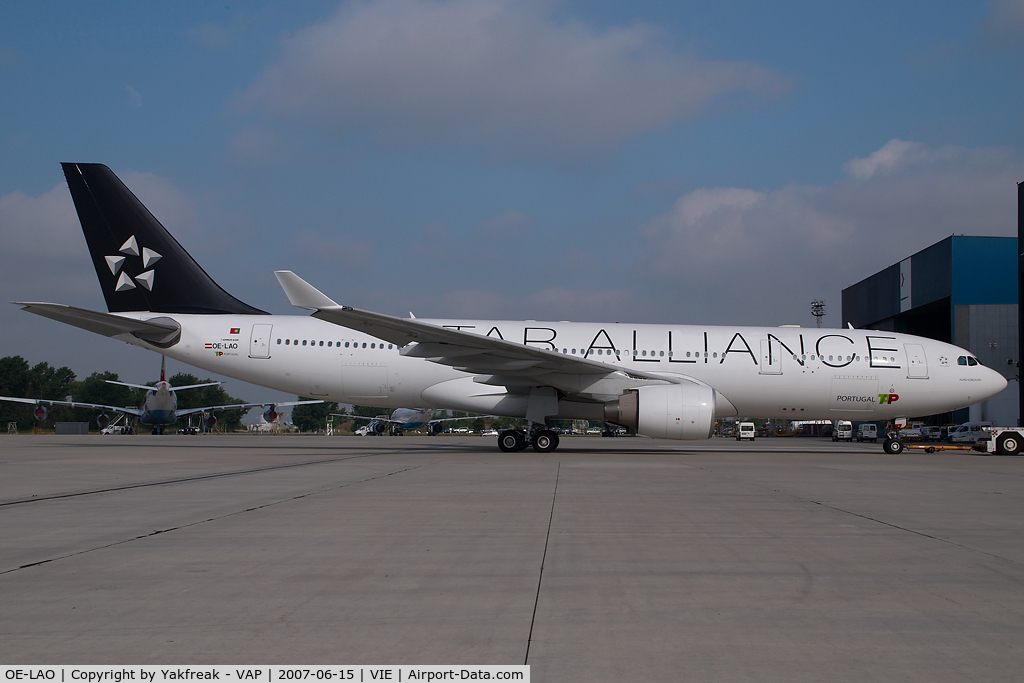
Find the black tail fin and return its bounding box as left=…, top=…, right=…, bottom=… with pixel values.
left=62, top=163, right=266, bottom=315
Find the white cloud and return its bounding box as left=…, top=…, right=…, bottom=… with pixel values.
left=237, top=0, right=789, bottom=159
left=227, top=126, right=291, bottom=168
left=126, top=85, right=143, bottom=109
left=477, top=209, right=533, bottom=236
left=635, top=139, right=1023, bottom=326
left=981, top=0, right=1024, bottom=47
left=188, top=22, right=233, bottom=50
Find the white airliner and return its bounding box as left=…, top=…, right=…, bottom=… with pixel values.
left=340, top=408, right=493, bottom=435
left=13, top=163, right=1008, bottom=453
left=0, top=356, right=321, bottom=434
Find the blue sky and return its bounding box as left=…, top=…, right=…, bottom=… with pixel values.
left=2, top=0, right=1023, bottom=404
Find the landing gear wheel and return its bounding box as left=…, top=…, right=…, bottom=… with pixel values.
left=532, top=430, right=559, bottom=453
left=883, top=438, right=904, bottom=455
left=498, top=430, right=526, bottom=452
left=996, top=433, right=1022, bottom=455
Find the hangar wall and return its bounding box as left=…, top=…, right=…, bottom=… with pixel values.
left=842, top=236, right=1018, bottom=426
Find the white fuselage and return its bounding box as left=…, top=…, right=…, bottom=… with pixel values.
left=111, top=314, right=1006, bottom=423
left=139, top=382, right=177, bottom=425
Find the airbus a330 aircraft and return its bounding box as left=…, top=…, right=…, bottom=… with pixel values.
left=14, top=163, right=1008, bottom=453
left=0, top=356, right=322, bottom=434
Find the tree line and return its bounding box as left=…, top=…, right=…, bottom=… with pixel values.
left=0, top=356, right=248, bottom=432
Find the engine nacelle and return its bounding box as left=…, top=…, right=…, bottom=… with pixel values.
left=97, top=413, right=110, bottom=429
left=205, top=414, right=218, bottom=428
left=263, top=408, right=278, bottom=422
left=429, top=422, right=444, bottom=435
left=33, top=405, right=48, bottom=421
left=370, top=421, right=387, bottom=434
left=604, top=384, right=716, bottom=440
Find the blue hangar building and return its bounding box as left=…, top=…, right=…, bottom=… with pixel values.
left=842, top=235, right=1018, bottom=426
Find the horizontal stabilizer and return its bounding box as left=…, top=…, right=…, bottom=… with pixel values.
left=14, top=303, right=181, bottom=346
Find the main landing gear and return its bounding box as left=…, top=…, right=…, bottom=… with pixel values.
left=497, top=427, right=560, bottom=453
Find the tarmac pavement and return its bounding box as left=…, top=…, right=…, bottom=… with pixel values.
left=0, top=434, right=1021, bottom=681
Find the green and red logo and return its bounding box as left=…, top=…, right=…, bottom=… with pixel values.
left=878, top=393, right=900, bottom=404
left=229, top=327, right=240, bottom=334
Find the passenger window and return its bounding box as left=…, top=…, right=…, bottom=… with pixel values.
left=371, top=343, right=375, bottom=349
left=302, top=340, right=307, bottom=346
left=285, top=339, right=290, bottom=345
left=277, top=339, right=282, bottom=345
left=328, top=341, right=332, bottom=347
left=388, top=344, right=393, bottom=349
left=659, top=351, right=665, bottom=357
left=319, top=341, right=324, bottom=346
left=713, top=352, right=718, bottom=358
left=362, top=343, right=367, bottom=348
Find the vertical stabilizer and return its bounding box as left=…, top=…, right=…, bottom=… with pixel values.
left=62, top=163, right=266, bottom=315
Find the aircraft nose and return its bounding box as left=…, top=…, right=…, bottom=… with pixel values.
left=982, top=366, right=1008, bottom=399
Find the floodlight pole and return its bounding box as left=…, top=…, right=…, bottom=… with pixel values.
left=811, top=300, right=825, bottom=328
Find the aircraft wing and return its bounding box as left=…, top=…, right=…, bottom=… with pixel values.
left=174, top=399, right=324, bottom=419
left=0, top=395, right=144, bottom=417
left=334, top=414, right=401, bottom=425
left=275, top=271, right=691, bottom=396
left=106, top=380, right=223, bottom=392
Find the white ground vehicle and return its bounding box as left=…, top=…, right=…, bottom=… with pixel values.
left=920, top=426, right=943, bottom=441
left=736, top=422, right=756, bottom=441
left=832, top=420, right=853, bottom=442
left=978, top=427, right=1024, bottom=455
left=856, top=424, right=878, bottom=442
left=947, top=422, right=993, bottom=444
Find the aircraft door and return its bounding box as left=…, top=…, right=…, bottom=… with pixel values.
left=760, top=339, right=781, bottom=375
left=905, top=343, right=928, bottom=378
left=250, top=324, right=273, bottom=359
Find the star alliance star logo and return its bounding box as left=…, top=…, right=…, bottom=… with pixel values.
left=105, top=235, right=162, bottom=292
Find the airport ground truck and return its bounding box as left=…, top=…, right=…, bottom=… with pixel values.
left=882, top=424, right=1024, bottom=455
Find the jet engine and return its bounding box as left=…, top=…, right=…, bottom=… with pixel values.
left=604, top=384, right=716, bottom=440
left=97, top=413, right=110, bottom=429
left=263, top=408, right=278, bottom=422
left=33, top=405, right=48, bottom=421
left=205, top=414, right=218, bottom=428
left=370, top=421, right=387, bottom=434
left=429, top=422, right=444, bottom=435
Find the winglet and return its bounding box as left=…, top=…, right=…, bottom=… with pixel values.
left=274, top=271, right=339, bottom=310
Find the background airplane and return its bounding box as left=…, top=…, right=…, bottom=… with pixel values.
left=0, top=357, right=322, bottom=434
left=336, top=408, right=495, bottom=435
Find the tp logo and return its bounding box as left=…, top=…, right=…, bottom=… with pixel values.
left=878, top=393, right=900, bottom=405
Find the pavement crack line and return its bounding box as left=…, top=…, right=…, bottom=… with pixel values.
left=691, top=464, right=1024, bottom=569
left=0, top=452, right=390, bottom=508
left=1, top=464, right=424, bottom=576
left=525, top=461, right=560, bottom=666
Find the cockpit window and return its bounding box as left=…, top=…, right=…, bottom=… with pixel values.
left=958, top=356, right=967, bottom=365
left=967, top=356, right=979, bottom=366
